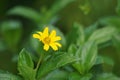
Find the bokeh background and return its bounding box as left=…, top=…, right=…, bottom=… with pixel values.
left=0, top=0, right=120, bottom=77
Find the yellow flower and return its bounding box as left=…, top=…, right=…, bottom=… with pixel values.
left=33, top=27, right=62, bottom=51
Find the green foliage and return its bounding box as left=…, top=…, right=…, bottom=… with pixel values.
left=0, top=70, right=22, bottom=80
left=85, top=22, right=98, bottom=40
left=66, top=22, right=85, bottom=46
left=72, top=41, right=97, bottom=74
left=112, top=34, right=120, bottom=53
left=18, top=49, right=36, bottom=80
left=116, top=0, right=120, bottom=16
left=97, top=73, right=120, bottom=80
left=0, top=0, right=120, bottom=80
left=43, top=69, right=69, bottom=80
left=7, top=6, right=41, bottom=23
left=88, top=26, right=117, bottom=44
left=1, top=20, right=22, bottom=52
left=37, top=52, right=80, bottom=79
left=39, top=0, right=74, bottom=25
left=100, top=17, right=120, bottom=31
left=49, top=0, right=74, bottom=15
left=68, top=72, right=92, bottom=80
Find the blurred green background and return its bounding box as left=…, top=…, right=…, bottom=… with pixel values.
left=0, top=0, right=120, bottom=77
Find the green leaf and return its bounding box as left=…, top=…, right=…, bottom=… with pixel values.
left=68, top=72, right=92, bottom=80
left=95, top=55, right=114, bottom=66
left=18, top=65, right=36, bottom=80
left=18, top=49, right=36, bottom=80
left=88, top=26, right=117, bottom=44
left=50, top=0, right=74, bottom=15
left=0, top=70, right=22, bottom=80
left=73, top=41, right=97, bottom=74
left=66, top=23, right=80, bottom=46
left=112, top=34, right=120, bottom=71
left=68, top=44, right=77, bottom=56
left=37, top=52, right=80, bottom=79
left=97, top=73, right=120, bottom=80
left=7, top=6, right=41, bottom=22
left=0, top=39, right=6, bottom=51
left=74, top=23, right=85, bottom=45
left=102, top=56, right=114, bottom=72
left=68, top=72, right=81, bottom=80
left=39, top=0, right=74, bottom=25
left=85, top=22, right=98, bottom=39
left=47, top=0, right=74, bottom=17
left=100, top=17, right=120, bottom=31
left=82, top=41, right=97, bottom=72
left=18, top=49, right=34, bottom=68
left=66, top=22, right=85, bottom=47
left=112, top=34, right=120, bottom=53
left=1, top=20, right=22, bottom=52
left=102, top=56, right=114, bottom=66
left=116, top=0, right=120, bottom=16
left=43, top=69, right=68, bottom=80
left=95, top=56, right=104, bottom=65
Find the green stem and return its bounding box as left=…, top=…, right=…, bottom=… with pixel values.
left=35, top=53, right=45, bottom=80
left=35, top=54, right=43, bottom=80
left=35, top=54, right=43, bottom=71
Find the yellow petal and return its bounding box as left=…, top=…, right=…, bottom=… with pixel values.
left=43, top=27, right=49, bottom=37
left=52, top=36, right=61, bottom=41
left=50, top=30, right=56, bottom=38
left=37, top=32, right=43, bottom=36
left=33, top=34, right=40, bottom=39
left=50, top=43, right=58, bottom=51
left=44, top=44, right=49, bottom=51
left=55, top=42, right=62, bottom=47
left=36, top=32, right=44, bottom=40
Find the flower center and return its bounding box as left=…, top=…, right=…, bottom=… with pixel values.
left=43, top=37, right=51, bottom=44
